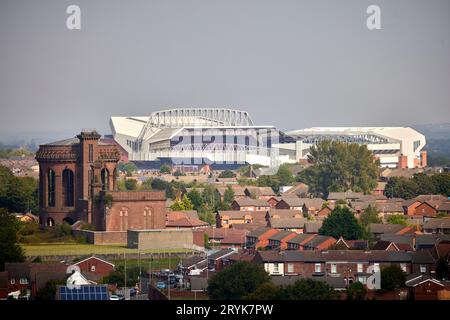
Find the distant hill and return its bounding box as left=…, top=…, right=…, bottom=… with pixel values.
left=412, top=123, right=450, bottom=140
left=412, top=123, right=450, bottom=167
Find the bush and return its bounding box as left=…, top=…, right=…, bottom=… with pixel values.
left=208, top=261, right=270, bottom=300
left=381, top=265, right=406, bottom=292
left=125, top=179, right=137, bottom=190
left=173, top=170, right=185, bottom=177
left=347, top=282, right=367, bottom=300
left=218, top=170, right=236, bottom=179
left=160, top=165, right=171, bottom=174
left=53, top=223, right=72, bottom=238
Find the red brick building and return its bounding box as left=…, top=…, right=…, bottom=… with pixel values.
left=70, top=256, right=115, bottom=277
left=36, top=130, right=167, bottom=232
left=36, top=130, right=121, bottom=226
left=4, top=262, right=68, bottom=298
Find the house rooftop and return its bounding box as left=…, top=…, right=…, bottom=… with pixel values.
left=247, top=226, right=273, bottom=238
left=233, top=198, right=270, bottom=207
left=269, top=217, right=307, bottom=229
left=268, top=230, right=295, bottom=241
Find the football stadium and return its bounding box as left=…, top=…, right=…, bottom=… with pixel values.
left=110, top=109, right=427, bottom=169
left=110, top=108, right=288, bottom=168
left=285, top=127, right=427, bottom=168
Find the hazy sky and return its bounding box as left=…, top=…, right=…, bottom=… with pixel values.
left=1, top=0, right=449, bottom=141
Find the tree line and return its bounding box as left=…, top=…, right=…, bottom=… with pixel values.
left=385, top=172, right=450, bottom=199
left=0, top=165, right=38, bottom=214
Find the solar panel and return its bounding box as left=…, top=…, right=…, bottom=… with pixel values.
left=58, top=285, right=109, bottom=300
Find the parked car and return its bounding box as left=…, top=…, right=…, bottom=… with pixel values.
left=156, top=281, right=166, bottom=290
left=110, top=294, right=125, bottom=300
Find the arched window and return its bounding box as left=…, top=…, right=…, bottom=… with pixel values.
left=112, top=168, right=117, bottom=190
left=119, top=207, right=128, bottom=217
left=47, top=217, right=55, bottom=227
left=144, top=207, right=152, bottom=216
left=62, top=169, right=74, bottom=207
left=48, top=169, right=55, bottom=207
left=101, top=168, right=110, bottom=191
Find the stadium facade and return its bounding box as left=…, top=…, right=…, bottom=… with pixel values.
left=110, top=108, right=290, bottom=168
left=110, top=109, right=427, bottom=169
left=285, top=127, right=427, bottom=168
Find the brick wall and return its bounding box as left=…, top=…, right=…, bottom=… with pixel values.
left=128, top=229, right=205, bottom=250
left=414, top=203, right=437, bottom=217
left=73, top=230, right=127, bottom=245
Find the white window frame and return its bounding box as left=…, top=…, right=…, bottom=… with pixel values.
left=420, top=264, right=427, bottom=273
left=91, top=265, right=96, bottom=272
left=19, top=278, right=28, bottom=285
left=273, top=263, right=279, bottom=273
left=10, top=278, right=15, bottom=285
left=400, top=263, right=407, bottom=272
left=315, top=263, right=321, bottom=273
left=357, top=263, right=363, bottom=273
left=288, top=263, right=294, bottom=273
left=331, top=263, right=337, bottom=274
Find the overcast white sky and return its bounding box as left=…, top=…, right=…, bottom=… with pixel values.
left=1, top=0, right=449, bottom=141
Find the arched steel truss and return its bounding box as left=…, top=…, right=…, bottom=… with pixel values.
left=136, top=108, right=254, bottom=144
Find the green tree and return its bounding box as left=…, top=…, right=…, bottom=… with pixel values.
left=381, top=265, right=406, bottom=292
left=35, top=279, right=66, bottom=300
left=198, top=211, right=215, bottom=225
left=218, top=170, right=236, bottom=179
left=187, top=188, right=204, bottom=211
left=124, top=179, right=137, bottom=190
left=118, top=162, right=137, bottom=176
left=202, top=185, right=220, bottom=210
left=384, top=177, right=419, bottom=199
left=299, top=141, right=378, bottom=198
left=257, top=175, right=280, bottom=193
left=173, top=170, right=185, bottom=177
left=223, top=186, right=235, bottom=205
left=276, top=164, right=294, bottom=186
left=170, top=194, right=194, bottom=211
left=151, top=178, right=175, bottom=199
left=359, top=205, right=382, bottom=228
left=100, top=266, right=140, bottom=287
left=319, top=205, right=363, bottom=240
left=140, top=178, right=153, bottom=190
left=0, top=165, right=14, bottom=208
left=203, top=233, right=211, bottom=249
left=386, top=215, right=407, bottom=225
left=0, top=208, right=25, bottom=270
left=412, top=173, right=437, bottom=195
left=6, top=176, right=39, bottom=213
left=283, top=279, right=337, bottom=300
left=160, top=164, right=171, bottom=174
left=359, top=205, right=381, bottom=242
left=207, top=261, right=270, bottom=300
left=0, top=165, right=39, bottom=214
left=245, top=282, right=283, bottom=300
left=432, top=173, right=450, bottom=197
left=346, top=281, right=367, bottom=300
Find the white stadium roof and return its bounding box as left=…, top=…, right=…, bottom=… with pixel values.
left=286, top=127, right=424, bottom=143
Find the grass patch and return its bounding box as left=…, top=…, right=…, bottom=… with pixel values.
left=114, top=257, right=181, bottom=271
left=21, top=243, right=194, bottom=257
